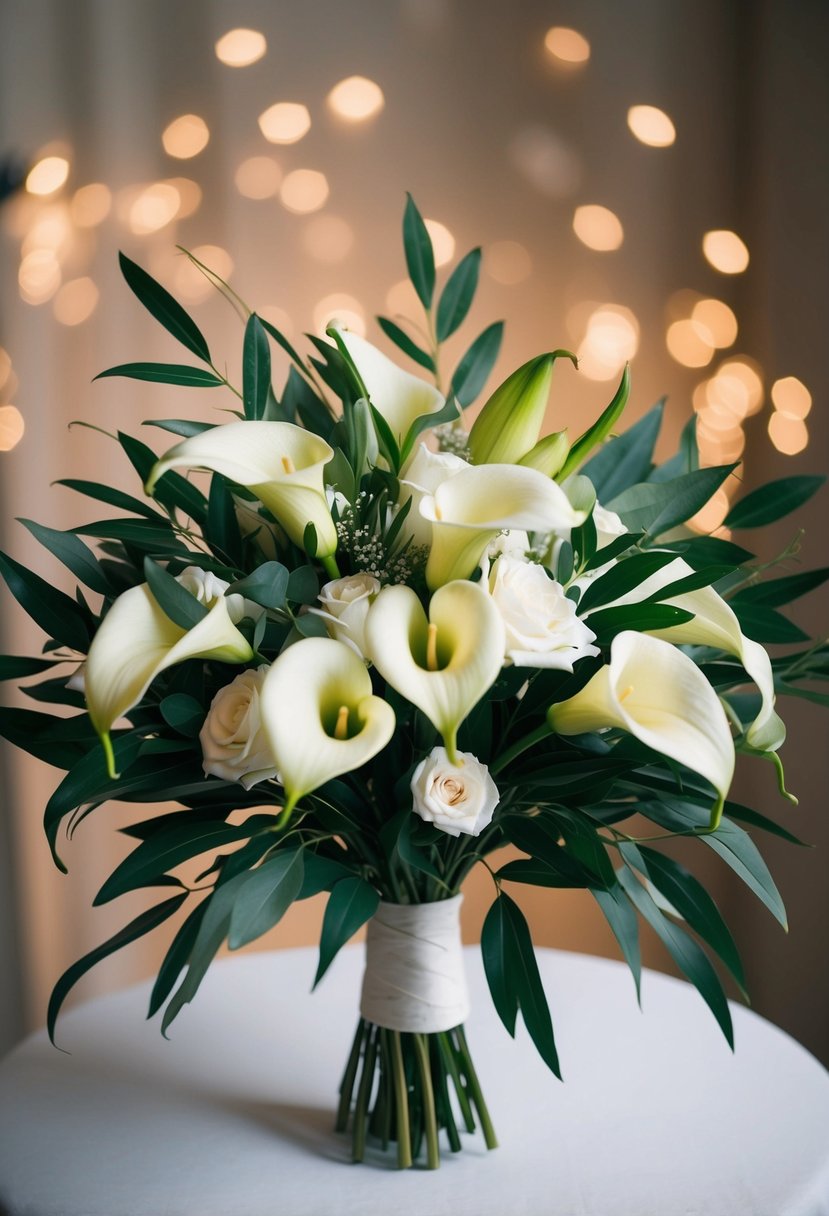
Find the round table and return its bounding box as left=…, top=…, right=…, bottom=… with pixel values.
left=1, top=946, right=827, bottom=1215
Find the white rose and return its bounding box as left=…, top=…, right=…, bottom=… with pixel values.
left=175, top=564, right=260, bottom=625
left=484, top=528, right=531, bottom=565
left=411, top=747, right=499, bottom=838
left=399, top=443, right=468, bottom=545
left=488, top=554, right=599, bottom=669
left=309, top=573, right=381, bottom=658
left=200, top=666, right=279, bottom=789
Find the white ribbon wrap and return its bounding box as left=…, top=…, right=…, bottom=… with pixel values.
left=359, top=895, right=470, bottom=1033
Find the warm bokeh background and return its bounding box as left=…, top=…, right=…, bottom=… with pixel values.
left=1, top=1, right=827, bottom=1063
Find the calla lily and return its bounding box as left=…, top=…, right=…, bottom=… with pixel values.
left=420, top=463, right=586, bottom=589
left=334, top=328, right=446, bottom=446
left=86, top=583, right=253, bottom=777
left=469, top=352, right=574, bottom=465
left=398, top=443, right=468, bottom=546
left=600, top=556, right=785, bottom=753
left=146, top=421, right=338, bottom=563
left=548, top=631, right=735, bottom=826
left=259, top=636, right=395, bottom=820
left=364, top=581, right=506, bottom=762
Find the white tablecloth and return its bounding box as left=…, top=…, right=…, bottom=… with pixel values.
left=1, top=946, right=827, bottom=1216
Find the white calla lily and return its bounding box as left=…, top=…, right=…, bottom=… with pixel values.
left=548, top=631, right=735, bottom=826
left=398, top=443, right=468, bottom=546
left=146, top=421, right=338, bottom=565
left=420, top=463, right=586, bottom=589
left=86, top=584, right=253, bottom=777
left=335, top=328, right=446, bottom=446
left=260, top=636, right=395, bottom=821
left=603, top=556, right=785, bottom=752
left=365, top=581, right=506, bottom=762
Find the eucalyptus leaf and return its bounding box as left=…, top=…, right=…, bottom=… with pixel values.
left=143, top=558, right=209, bottom=630
left=581, top=402, right=664, bottom=499
left=725, top=475, right=825, bottom=529
left=242, top=313, right=271, bottom=421
left=228, top=848, right=305, bottom=949
left=591, top=884, right=641, bottom=1001
left=227, top=562, right=290, bottom=609
left=436, top=247, right=481, bottom=341
left=608, top=464, right=736, bottom=537
left=314, top=876, right=380, bottom=987
left=0, top=549, right=91, bottom=652
left=18, top=521, right=110, bottom=595
left=95, top=363, right=224, bottom=387
left=450, top=322, right=504, bottom=407
left=403, top=193, right=435, bottom=310
left=376, top=316, right=435, bottom=372
left=118, top=252, right=211, bottom=362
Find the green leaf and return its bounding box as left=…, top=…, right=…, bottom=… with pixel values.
left=0, top=655, right=65, bottom=680
left=642, top=564, right=735, bottom=602
left=399, top=395, right=460, bottom=467
left=56, top=478, right=161, bottom=520
left=661, top=536, right=754, bottom=568
left=376, top=316, right=436, bottom=372
left=502, top=894, right=561, bottom=1076
left=621, top=843, right=746, bottom=995
left=159, top=694, right=204, bottom=737
left=72, top=518, right=188, bottom=553
left=497, top=858, right=589, bottom=888
left=0, top=705, right=90, bottom=770
left=723, top=802, right=808, bottom=846
left=591, top=884, right=642, bottom=1000
left=94, top=363, right=224, bottom=387
left=582, top=602, right=694, bottom=642
left=18, top=519, right=111, bottom=595
left=403, top=193, right=436, bottom=310
left=147, top=898, right=207, bottom=1019
left=49, top=891, right=188, bottom=1044
left=732, top=567, right=829, bottom=608
left=649, top=414, right=699, bottom=483
left=617, top=865, right=733, bottom=1048
left=298, top=851, right=352, bottom=899
left=143, top=557, right=208, bottom=630
left=450, top=321, right=504, bottom=408
left=370, top=403, right=401, bottom=472
left=576, top=551, right=680, bottom=615
left=558, top=366, right=631, bottom=481
left=227, top=561, right=289, bottom=609
left=144, top=419, right=216, bottom=438
left=314, top=876, right=380, bottom=987
left=118, top=431, right=208, bottom=526
left=436, top=247, right=481, bottom=341
left=725, top=475, right=825, bottom=529
left=242, top=313, right=272, bottom=421
left=287, top=565, right=319, bottom=605
left=729, top=602, right=810, bottom=644
left=228, top=849, right=305, bottom=949
left=0, top=548, right=90, bottom=652
left=481, top=896, right=518, bottom=1035
left=581, top=401, right=664, bottom=500
left=118, top=251, right=211, bottom=362
left=608, top=464, right=736, bottom=537
left=207, top=475, right=244, bottom=567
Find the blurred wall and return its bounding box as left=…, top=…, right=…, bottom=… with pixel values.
left=1, top=0, right=827, bottom=1061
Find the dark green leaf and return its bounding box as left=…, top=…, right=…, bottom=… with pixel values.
left=227, top=561, right=289, bottom=609
left=481, top=896, right=518, bottom=1035
left=287, top=565, right=319, bottom=604
left=376, top=316, right=435, bottom=372
left=661, top=536, right=754, bottom=568
left=497, top=858, right=587, bottom=888
left=0, top=549, right=90, bottom=652
left=144, top=419, right=216, bottom=438
left=147, top=898, right=207, bottom=1019
left=18, top=519, right=111, bottom=595
left=314, top=876, right=380, bottom=986
left=732, top=567, right=829, bottom=608
left=159, top=694, right=204, bottom=737
left=725, top=475, right=825, bottom=529
left=298, top=851, right=352, bottom=899
left=649, top=414, right=699, bottom=482
left=642, top=565, right=735, bottom=602
left=577, top=551, right=680, bottom=615
left=56, top=478, right=160, bottom=520
left=206, top=475, right=244, bottom=567
left=592, top=884, right=642, bottom=1000
left=436, top=247, right=481, bottom=341
left=609, top=464, right=736, bottom=537
left=558, top=365, right=631, bottom=481
left=95, top=363, right=223, bottom=387
left=242, top=314, right=271, bottom=421
left=228, top=849, right=305, bottom=949
left=723, top=803, right=809, bottom=846
left=502, top=894, right=561, bottom=1076
left=730, top=602, right=810, bottom=644
left=0, top=655, right=66, bottom=680
left=450, top=321, right=504, bottom=407
left=581, top=402, right=664, bottom=499
left=0, top=705, right=90, bottom=770
left=143, top=558, right=208, bottom=630
left=118, top=251, right=210, bottom=362
left=118, top=431, right=208, bottom=526
left=259, top=316, right=309, bottom=377
left=403, top=193, right=435, bottom=310
left=370, top=403, right=402, bottom=471
left=49, top=891, right=188, bottom=1044
left=582, top=603, right=694, bottom=642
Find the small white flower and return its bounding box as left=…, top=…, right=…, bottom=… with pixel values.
left=487, top=554, right=599, bottom=670
left=175, top=565, right=258, bottom=625
left=411, top=747, right=499, bottom=838
left=310, top=573, right=381, bottom=658
left=200, top=666, right=279, bottom=790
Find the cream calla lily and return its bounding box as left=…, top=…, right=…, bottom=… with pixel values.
left=420, top=463, right=586, bottom=589
left=601, top=556, right=785, bottom=753
left=548, top=631, right=735, bottom=826
left=334, top=328, right=446, bottom=445
left=364, top=581, right=506, bottom=762
left=259, top=636, right=395, bottom=820
left=86, top=584, right=254, bottom=777
left=146, top=421, right=338, bottom=561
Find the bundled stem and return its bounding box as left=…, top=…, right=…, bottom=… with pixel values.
left=336, top=1018, right=497, bottom=1168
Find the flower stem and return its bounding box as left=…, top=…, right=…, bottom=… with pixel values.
left=456, top=1026, right=498, bottom=1149
left=390, top=1031, right=413, bottom=1169
left=321, top=553, right=341, bottom=580
left=335, top=1019, right=366, bottom=1133
left=490, top=721, right=553, bottom=776
left=413, top=1033, right=440, bottom=1169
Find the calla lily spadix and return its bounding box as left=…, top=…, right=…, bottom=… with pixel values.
left=364, top=581, right=506, bottom=763
left=145, top=421, right=338, bottom=567
left=259, top=636, right=395, bottom=823
left=599, top=556, right=785, bottom=754
left=420, top=463, right=586, bottom=590
left=333, top=328, right=446, bottom=446
left=86, top=584, right=254, bottom=778
left=548, top=631, right=735, bottom=828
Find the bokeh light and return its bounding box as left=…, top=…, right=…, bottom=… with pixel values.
left=162, top=114, right=210, bottom=159
left=484, top=240, right=532, bottom=285
left=18, top=250, right=62, bottom=304
left=627, top=105, right=676, bottom=147
left=0, top=405, right=25, bottom=452
left=702, top=229, right=749, bottom=274
left=281, top=169, right=329, bottom=214
left=166, top=177, right=202, bottom=219
left=691, top=488, right=730, bottom=533
left=544, top=27, right=590, bottom=66
left=313, top=293, right=365, bottom=337
left=235, top=156, right=283, bottom=200
left=424, top=218, right=455, bottom=267
left=173, top=245, right=234, bottom=302
left=768, top=412, right=809, bottom=455
left=327, top=76, right=385, bottom=121
left=70, top=182, right=112, bottom=227
left=25, top=156, right=70, bottom=196
left=510, top=126, right=581, bottom=198
left=0, top=347, right=11, bottom=392
left=53, top=277, right=99, bottom=326
left=572, top=204, right=624, bottom=252
left=302, top=214, right=354, bottom=262
left=128, top=182, right=181, bottom=234
left=578, top=304, right=639, bottom=380
left=771, top=375, right=812, bottom=419
left=691, top=297, right=738, bottom=348
left=385, top=278, right=421, bottom=319
left=715, top=357, right=764, bottom=414
left=258, top=102, right=311, bottom=144
left=21, top=206, right=72, bottom=259
left=214, top=28, right=267, bottom=67
left=666, top=318, right=714, bottom=368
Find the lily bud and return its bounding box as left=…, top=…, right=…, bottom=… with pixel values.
left=468, top=351, right=576, bottom=466
left=518, top=430, right=570, bottom=477
left=146, top=421, right=338, bottom=558
left=548, top=631, right=735, bottom=827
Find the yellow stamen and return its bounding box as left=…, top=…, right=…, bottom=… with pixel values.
left=618, top=684, right=634, bottom=703
left=426, top=622, right=439, bottom=672
left=281, top=454, right=296, bottom=475
left=334, top=704, right=350, bottom=740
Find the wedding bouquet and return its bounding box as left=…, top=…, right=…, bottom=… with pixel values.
left=1, top=197, right=826, bottom=1169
